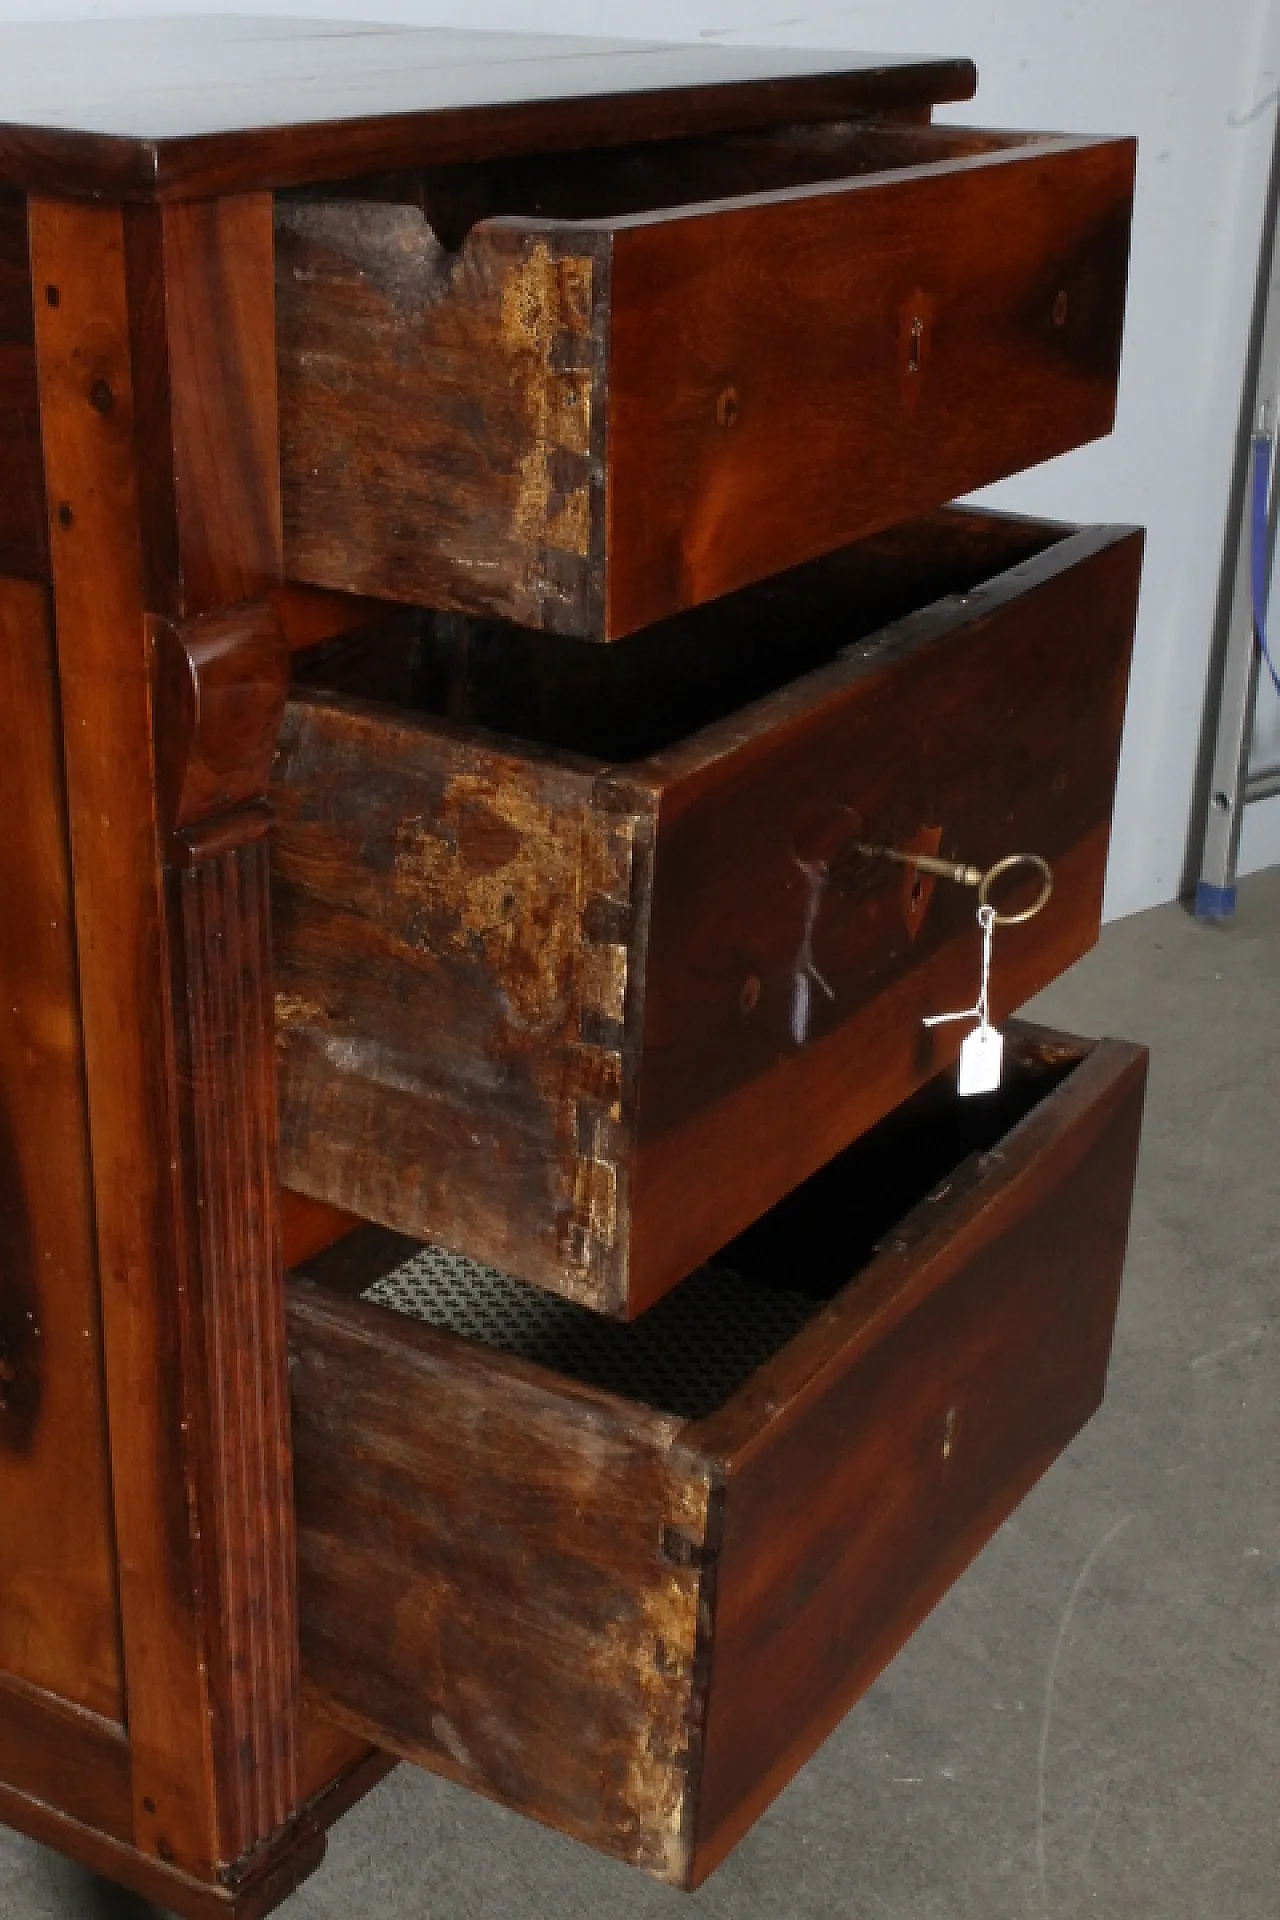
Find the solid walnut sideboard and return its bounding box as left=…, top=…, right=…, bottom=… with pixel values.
left=0, top=18, right=1147, bottom=1914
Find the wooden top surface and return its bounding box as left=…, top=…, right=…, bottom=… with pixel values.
left=0, top=16, right=975, bottom=202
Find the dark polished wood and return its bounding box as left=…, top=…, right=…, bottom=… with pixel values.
left=288, top=1025, right=1147, bottom=1887
left=0, top=578, right=124, bottom=1726
left=155, top=608, right=301, bottom=1864
left=273, top=512, right=1142, bottom=1315
left=25, top=187, right=333, bottom=1897
left=0, top=21, right=974, bottom=201
left=125, top=195, right=283, bottom=618
left=282, top=1193, right=363, bottom=1270
left=0, top=196, right=47, bottom=581
left=0, top=1663, right=132, bottom=1845
left=0, top=1741, right=394, bottom=1919
left=277, top=126, right=1134, bottom=638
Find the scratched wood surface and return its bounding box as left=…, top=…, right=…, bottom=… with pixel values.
left=0, top=197, right=47, bottom=581
left=289, top=1278, right=713, bottom=1883
left=273, top=511, right=1143, bottom=1317
left=0, top=578, right=123, bottom=1724
left=287, top=1025, right=1147, bottom=1887
left=273, top=688, right=650, bottom=1311
left=276, top=124, right=1134, bottom=638
left=276, top=202, right=609, bottom=636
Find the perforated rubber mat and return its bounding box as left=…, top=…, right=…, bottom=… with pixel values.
left=363, top=1241, right=818, bottom=1421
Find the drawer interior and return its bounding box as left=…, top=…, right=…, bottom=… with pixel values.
left=294, top=1022, right=1087, bottom=1411
left=290, top=505, right=1068, bottom=765
left=295, top=120, right=1038, bottom=250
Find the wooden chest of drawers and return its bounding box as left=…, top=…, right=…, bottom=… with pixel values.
left=0, top=20, right=1146, bottom=1920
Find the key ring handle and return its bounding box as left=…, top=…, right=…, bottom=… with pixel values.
left=977, top=852, right=1053, bottom=926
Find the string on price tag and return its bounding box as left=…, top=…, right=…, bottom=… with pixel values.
left=922, top=902, right=1004, bottom=1096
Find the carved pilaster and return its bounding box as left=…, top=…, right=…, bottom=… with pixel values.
left=153, top=603, right=298, bottom=1864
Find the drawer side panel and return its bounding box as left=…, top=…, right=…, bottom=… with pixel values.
left=690, top=1038, right=1148, bottom=1880
left=277, top=202, right=608, bottom=635
left=272, top=697, right=652, bottom=1313
left=288, top=1283, right=713, bottom=1883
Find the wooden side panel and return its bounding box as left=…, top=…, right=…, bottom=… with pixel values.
left=0, top=1674, right=132, bottom=1843
left=276, top=204, right=607, bottom=634
left=0, top=577, right=123, bottom=1723
left=689, top=1038, right=1149, bottom=1881
left=0, top=196, right=48, bottom=581
left=288, top=1282, right=712, bottom=1884
left=629, top=527, right=1144, bottom=1308
left=30, top=195, right=220, bottom=1871
left=272, top=697, right=652, bottom=1313
left=606, top=137, right=1135, bottom=635
left=29, top=199, right=309, bottom=1882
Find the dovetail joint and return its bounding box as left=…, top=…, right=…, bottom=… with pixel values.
left=563, top=811, right=637, bottom=1271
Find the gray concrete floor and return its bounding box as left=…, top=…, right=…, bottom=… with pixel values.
left=5, top=871, right=1279, bottom=1919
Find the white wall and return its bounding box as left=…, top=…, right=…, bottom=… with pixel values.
left=4, top=0, right=1280, bottom=917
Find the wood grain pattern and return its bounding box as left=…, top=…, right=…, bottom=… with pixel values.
left=272, top=694, right=651, bottom=1313
left=288, top=1279, right=714, bottom=1883
left=152, top=603, right=305, bottom=1869
left=606, top=132, right=1135, bottom=634
left=167, top=823, right=300, bottom=1861
left=126, top=195, right=281, bottom=619
left=276, top=128, right=1134, bottom=638
left=0, top=1736, right=393, bottom=1920
left=687, top=1031, right=1148, bottom=1880
left=288, top=1026, right=1147, bottom=1886
left=155, top=601, right=299, bottom=1865
left=0, top=578, right=123, bottom=1724
left=0, top=21, right=974, bottom=201
left=0, top=195, right=47, bottom=580
left=29, top=195, right=214, bottom=1869
left=277, top=202, right=609, bottom=635
left=628, top=522, right=1146, bottom=1306
left=0, top=1672, right=132, bottom=1842
left=273, top=514, right=1142, bottom=1317
left=29, top=198, right=310, bottom=1883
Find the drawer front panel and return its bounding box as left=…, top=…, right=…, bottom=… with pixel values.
left=688, top=1038, right=1148, bottom=1880
left=630, top=524, right=1143, bottom=1307
left=605, top=135, right=1134, bottom=636
left=288, top=1026, right=1148, bottom=1888
left=277, top=128, right=1134, bottom=640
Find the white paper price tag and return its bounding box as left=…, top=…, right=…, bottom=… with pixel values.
left=923, top=903, right=1004, bottom=1097
left=957, top=1023, right=1004, bottom=1097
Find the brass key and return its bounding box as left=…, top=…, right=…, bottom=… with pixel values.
left=851, top=843, right=1054, bottom=926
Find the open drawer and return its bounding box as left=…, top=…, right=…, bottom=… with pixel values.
left=272, top=507, right=1143, bottom=1316
left=287, top=1022, right=1148, bottom=1887
left=275, top=119, right=1135, bottom=639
